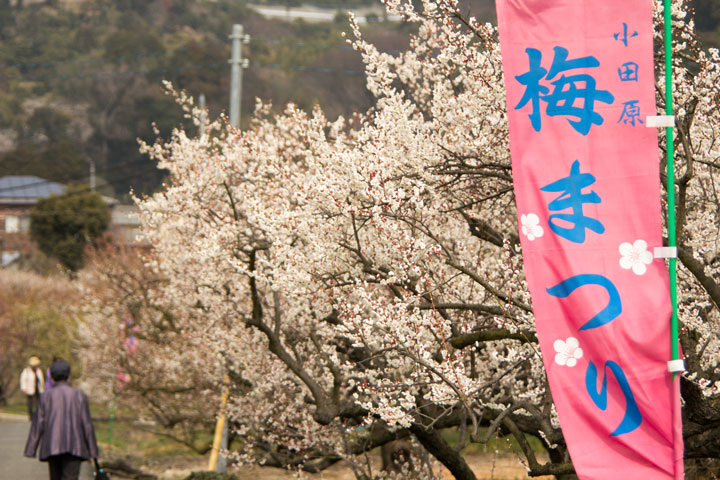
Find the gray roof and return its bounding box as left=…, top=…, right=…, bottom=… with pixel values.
left=0, top=176, right=65, bottom=199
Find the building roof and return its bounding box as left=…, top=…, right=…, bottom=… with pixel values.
left=0, top=176, right=65, bottom=200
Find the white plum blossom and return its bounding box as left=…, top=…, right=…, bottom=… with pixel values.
left=75, top=0, right=720, bottom=475
left=521, top=213, right=544, bottom=241
left=554, top=337, right=583, bottom=367
left=619, top=239, right=653, bottom=275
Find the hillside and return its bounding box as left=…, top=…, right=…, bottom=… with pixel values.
left=0, top=0, right=421, bottom=198
left=0, top=0, right=716, bottom=199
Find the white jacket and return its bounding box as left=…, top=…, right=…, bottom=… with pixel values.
left=20, top=367, right=44, bottom=396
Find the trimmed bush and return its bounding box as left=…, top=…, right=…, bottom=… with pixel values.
left=183, top=472, right=238, bottom=480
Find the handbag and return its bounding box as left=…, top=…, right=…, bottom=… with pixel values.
left=93, top=458, right=111, bottom=480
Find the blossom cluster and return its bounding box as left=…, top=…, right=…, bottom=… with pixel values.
left=77, top=0, right=720, bottom=475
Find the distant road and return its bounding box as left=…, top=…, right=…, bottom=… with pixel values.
left=248, top=4, right=401, bottom=23
left=0, top=414, right=92, bottom=480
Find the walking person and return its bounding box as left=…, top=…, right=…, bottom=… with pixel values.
left=44, top=356, right=62, bottom=392
left=24, top=360, right=99, bottom=480
left=20, top=355, right=45, bottom=421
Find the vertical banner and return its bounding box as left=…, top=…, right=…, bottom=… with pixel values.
left=495, top=1, right=683, bottom=479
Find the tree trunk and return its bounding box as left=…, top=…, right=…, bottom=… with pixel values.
left=410, top=424, right=477, bottom=480
left=547, top=447, right=577, bottom=480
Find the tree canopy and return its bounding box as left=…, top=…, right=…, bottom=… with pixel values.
left=78, top=0, right=720, bottom=478
left=30, top=185, right=110, bottom=271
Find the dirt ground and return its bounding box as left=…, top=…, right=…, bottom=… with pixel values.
left=137, top=453, right=553, bottom=480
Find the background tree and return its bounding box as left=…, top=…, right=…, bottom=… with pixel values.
left=0, top=269, right=78, bottom=406
left=692, top=0, right=720, bottom=32
left=0, top=142, right=88, bottom=183
left=0, top=105, right=89, bottom=183
left=77, top=245, right=220, bottom=453
left=79, top=0, right=720, bottom=479
left=30, top=185, right=110, bottom=271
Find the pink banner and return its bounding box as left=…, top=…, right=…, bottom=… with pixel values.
left=495, top=1, right=683, bottom=478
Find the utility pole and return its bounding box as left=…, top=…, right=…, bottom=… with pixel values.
left=199, top=93, right=207, bottom=140
left=90, top=160, right=96, bottom=192
left=229, top=24, right=249, bottom=129
left=217, top=412, right=228, bottom=473
left=208, top=28, right=250, bottom=473
left=208, top=374, right=230, bottom=473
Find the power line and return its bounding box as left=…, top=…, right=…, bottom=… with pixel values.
left=0, top=38, right=370, bottom=74
left=0, top=153, right=166, bottom=193
left=0, top=62, right=365, bottom=83
left=0, top=48, right=190, bottom=72
left=0, top=157, right=167, bottom=195
left=0, top=32, right=371, bottom=201
left=13, top=160, right=233, bottom=215
left=1, top=58, right=367, bottom=83
left=17, top=164, right=165, bottom=206
left=250, top=61, right=363, bottom=75
left=248, top=37, right=354, bottom=51
left=0, top=62, right=226, bottom=82
left=248, top=37, right=401, bottom=55
left=0, top=34, right=381, bottom=83
left=28, top=208, right=118, bottom=215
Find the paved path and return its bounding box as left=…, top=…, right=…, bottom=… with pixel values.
left=247, top=4, right=401, bottom=23
left=0, top=414, right=93, bottom=480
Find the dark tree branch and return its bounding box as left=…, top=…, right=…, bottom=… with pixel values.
left=245, top=249, right=337, bottom=425
left=410, top=423, right=477, bottom=480
left=414, top=302, right=504, bottom=315
left=677, top=246, right=720, bottom=311
left=446, top=260, right=533, bottom=313
left=450, top=328, right=538, bottom=349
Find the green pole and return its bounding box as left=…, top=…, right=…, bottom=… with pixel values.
left=663, top=0, right=679, bottom=363
left=108, top=394, right=116, bottom=445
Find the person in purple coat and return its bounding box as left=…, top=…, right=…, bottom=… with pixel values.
left=24, top=360, right=99, bottom=480
left=44, top=356, right=62, bottom=392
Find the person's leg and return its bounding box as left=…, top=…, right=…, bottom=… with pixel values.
left=48, top=455, right=63, bottom=480
left=59, top=454, right=83, bottom=480
left=31, top=393, right=40, bottom=420
left=26, top=395, right=33, bottom=420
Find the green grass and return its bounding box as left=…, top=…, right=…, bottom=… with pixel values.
left=93, top=415, right=211, bottom=458
left=0, top=400, right=29, bottom=416
left=1, top=396, right=209, bottom=459
left=3, top=398, right=544, bottom=469
left=442, top=427, right=546, bottom=456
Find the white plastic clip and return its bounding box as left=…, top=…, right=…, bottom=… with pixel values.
left=654, top=246, right=677, bottom=259
left=667, top=359, right=686, bottom=373
left=646, top=115, right=675, bottom=128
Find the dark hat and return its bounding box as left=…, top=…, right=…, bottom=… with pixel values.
left=50, top=360, right=71, bottom=381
